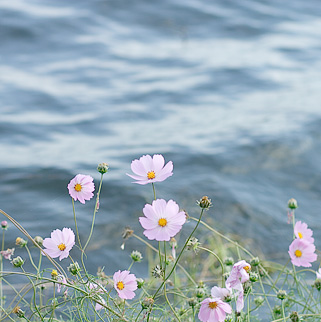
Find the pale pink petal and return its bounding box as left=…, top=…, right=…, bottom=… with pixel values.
left=152, top=154, right=165, bottom=172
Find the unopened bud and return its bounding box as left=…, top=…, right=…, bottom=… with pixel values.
left=130, top=250, right=143, bottom=262
left=288, top=198, right=298, bottom=210
left=34, top=236, right=43, bottom=247
left=273, top=305, right=282, bottom=315
left=254, top=296, right=264, bottom=306
left=15, top=237, right=27, bottom=247
left=249, top=272, right=259, bottom=282
left=12, top=306, right=25, bottom=318
left=68, top=262, right=80, bottom=275
left=151, top=265, right=163, bottom=279
left=122, top=227, right=134, bottom=240
left=136, top=278, right=144, bottom=288
left=188, top=297, right=197, bottom=307
left=51, top=269, right=58, bottom=279
left=12, top=256, right=24, bottom=268
left=224, top=257, right=234, bottom=266
left=197, top=196, right=212, bottom=210
left=250, top=257, right=260, bottom=267
left=97, top=163, right=109, bottom=174
left=187, top=237, right=200, bottom=252
left=1, top=221, right=8, bottom=230
left=314, top=278, right=321, bottom=291
left=141, top=297, right=154, bottom=309
left=277, top=290, right=287, bottom=300
left=289, top=311, right=300, bottom=322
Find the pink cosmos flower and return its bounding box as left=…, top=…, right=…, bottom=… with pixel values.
left=211, top=286, right=231, bottom=301
left=113, top=270, right=137, bottom=300
left=127, top=154, right=173, bottom=185
left=288, top=238, right=317, bottom=267
left=139, top=199, right=186, bottom=241
left=89, top=283, right=106, bottom=311
left=0, top=248, right=15, bottom=260
left=294, top=221, right=314, bottom=244
left=316, top=268, right=321, bottom=279
left=225, top=260, right=251, bottom=290
left=198, top=297, right=232, bottom=322
left=67, top=174, right=95, bottom=204
left=43, top=228, right=75, bottom=261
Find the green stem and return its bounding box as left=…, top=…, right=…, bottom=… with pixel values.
left=25, top=245, right=38, bottom=272
left=152, top=183, right=156, bottom=200
left=152, top=209, right=205, bottom=300
left=72, top=198, right=82, bottom=250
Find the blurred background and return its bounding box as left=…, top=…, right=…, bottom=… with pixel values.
left=1, top=0, right=321, bottom=277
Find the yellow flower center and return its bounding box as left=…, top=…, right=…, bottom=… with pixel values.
left=243, top=265, right=251, bottom=273
left=147, top=171, right=156, bottom=180
left=74, top=183, right=82, bottom=192
left=158, top=218, right=167, bottom=227
left=58, top=243, right=66, bottom=251
left=208, top=301, right=218, bottom=309
left=298, top=232, right=303, bottom=239
left=51, top=270, right=58, bottom=278
left=117, top=281, right=124, bottom=290
left=294, top=250, right=302, bottom=258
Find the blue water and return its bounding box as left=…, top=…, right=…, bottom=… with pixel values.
left=1, top=0, right=321, bottom=278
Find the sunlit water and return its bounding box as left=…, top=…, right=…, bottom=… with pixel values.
left=1, top=0, right=321, bottom=281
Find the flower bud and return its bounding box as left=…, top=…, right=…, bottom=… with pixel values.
left=273, top=305, right=282, bottom=315
left=313, top=278, right=321, bottom=291
left=97, top=163, right=109, bottom=174
left=136, top=278, right=144, bottom=289
left=34, top=236, right=43, bottom=247
left=12, top=306, right=25, bottom=318
left=130, top=250, right=143, bottom=262
left=288, top=198, right=298, bottom=210
left=224, top=257, right=234, bottom=266
left=289, top=311, right=300, bottom=322
left=51, top=269, right=58, bottom=279
left=141, top=297, right=154, bottom=309
left=250, top=257, right=260, bottom=267
left=68, top=262, right=80, bottom=276
left=197, top=196, right=212, bottom=210
left=254, top=296, right=264, bottom=306
left=151, top=265, right=163, bottom=279
left=1, top=221, right=8, bottom=230
left=186, top=237, right=200, bottom=252
left=277, top=290, right=287, bottom=300
left=12, top=256, right=24, bottom=268
left=249, top=272, right=259, bottom=282
left=15, top=237, right=27, bottom=247
left=187, top=297, right=197, bottom=307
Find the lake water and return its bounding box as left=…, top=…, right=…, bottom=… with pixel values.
left=1, top=0, right=321, bottom=278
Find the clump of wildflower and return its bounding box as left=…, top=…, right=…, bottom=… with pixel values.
left=254, top=296, right=264, bottom=306
left=67, top=174, right=95, bottom=204
left=197, top=196, right=212, bottom=210
left=198, top=298, right=232, bottom=322
left=277, top=290, right=287, bottom=300
left=0, top=248, right=15, bottom=260
left=43, top=228, right=75, bottom=261
left=1, top=221, right=8, bottom=230
left=139, top=199, right=186, bottom=241
left=141, top=297, right=154, bottom=309
left=226, top=260, right=251, bottom=289
left=51, top=269, right=58, bottom=279
left=224, top=257, right=234, bottom=266
left=12, top=256, right=24, bottom=268
left=288, top=238, right=317, bottom=267
left=130, top=250, right=143, bottom=262
left=294, top=221, right=314, bottom=243
left=113, top=270, right=137, bottom=300
left=68, top=262, right=80, bottom=275
left=289, top=311, right=300, bottom=322
left=127, top=154, right=173, bottom=185
left=187, top=237, right=200, bottom=252
left=288, top=198, right=298, bottom=209
left=152, top=265, right=163, bottom=279
left=34, top=236, right=43, bottom=247
left=97, top=163, right=109, bottom=174
left=15, top=237, right=27, bottom=247
left=12, top=306, right=25, bottom=318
